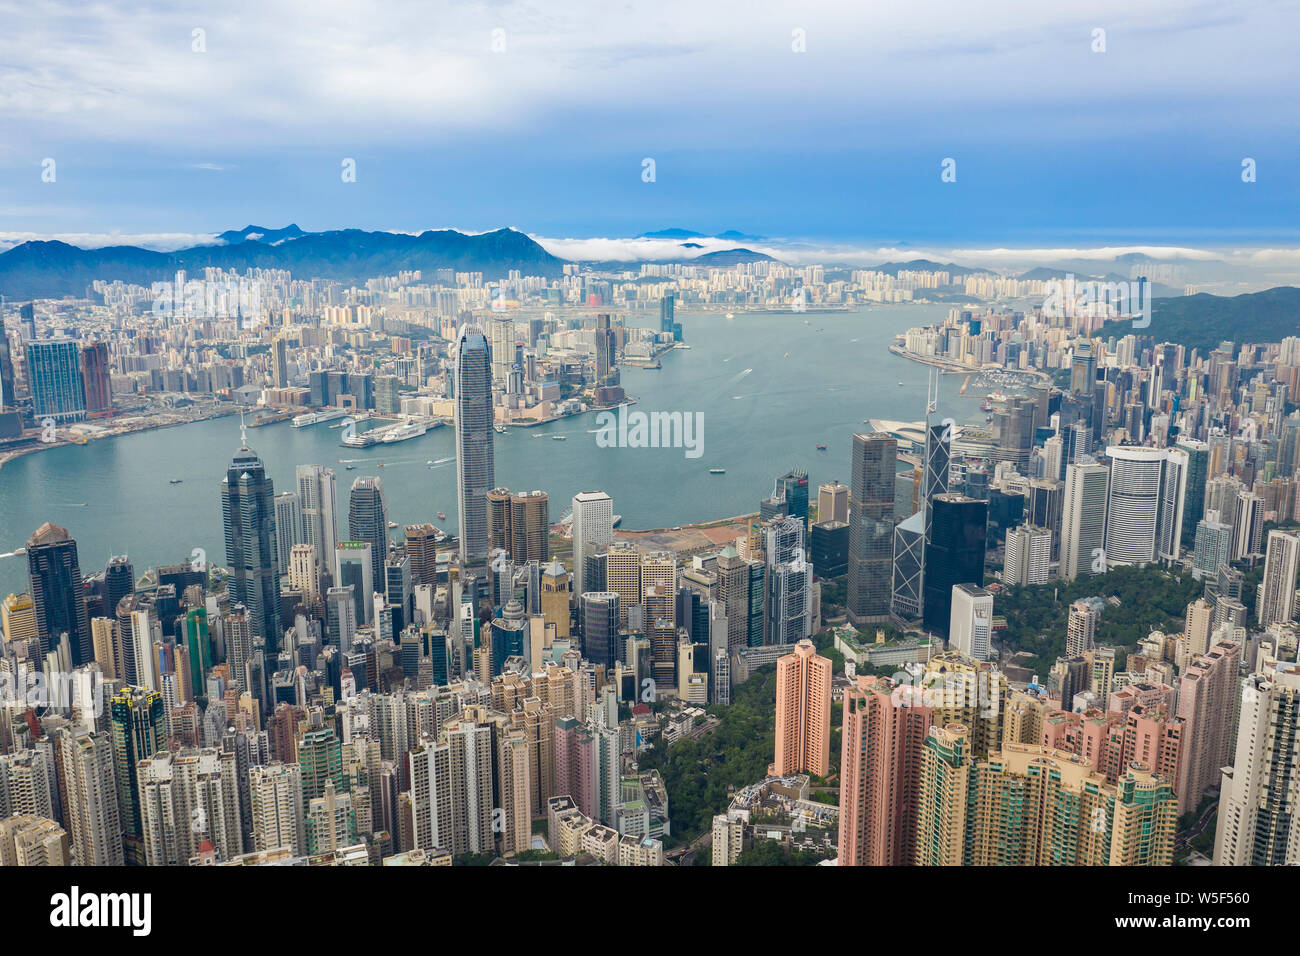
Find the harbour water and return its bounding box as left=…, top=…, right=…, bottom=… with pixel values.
left=0, top=303, right=992, bottom=595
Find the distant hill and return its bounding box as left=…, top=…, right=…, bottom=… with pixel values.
left=0, top=226, right=567, bottom=298
left=1097, top=286, right=1300, bottom=353
left=638, top=227, right=766, bottom=241
left=690, top=248, right=779, bottom=266
left=869, top=258, right=991, bottom=275
left=215, top=223, right=308, bottom=245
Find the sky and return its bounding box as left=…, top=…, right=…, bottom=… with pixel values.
left=1, top=0, right=1298, bottom=264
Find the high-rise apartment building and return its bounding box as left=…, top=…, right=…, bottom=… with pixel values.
left=838, top=676, right=933, bottom=866
left=1257, top=530, right=1300, bottom=628
left=773, top=639, right=832, bottom=777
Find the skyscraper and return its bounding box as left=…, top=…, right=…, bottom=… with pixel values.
left=922, top=494, right=987, bottom=637
left=817, top=481, right=849, bottom=524
left=775, top=468, right=810, bottom=530
left=838, top=676, right=932, bottom=866
left=1176, top=438, right=1210, bottom=548
left=580, top=592, right=620, bottom=671
left=26, top=338, right=86, bottom=423
left=296, top=464, right=339, bottom=576
left=110, top=687, right=166, bottom=866
left=1258, top=530, right=1300, bottom=628
left=80, top=340, right=112, bottom=414
left=847, top=433, right=897, bottom=624
left=1059, top=459, right=1108, bottom=581
left=1003, top=524, right=1051, bottom=586
left=1104, top=446, right=1187, bottom=567
left=454, top=324, right=495, bottom=564
left=949, top=584, right=993, bottom=660
left=26, top=522, right=92, bottom=665
left=274, top=491, right=303, bottom=575
left=572, top=491, right=614, bottom=598
left=1215, top=658, right=1300, bottom=865
left=221, top=436, right=282, bottom=656
left=348, top=476, right=389, bottom=586
left=773, top=639, right=832, bottom=777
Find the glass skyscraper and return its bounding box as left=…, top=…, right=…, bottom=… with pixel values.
left=454, top=324, right=495, bottom=564
left=847, top=432, right=897, bottom=624
left=922, top=494, right=988, bottom=637
left=221, top=437, right=282, bottom=656
left=26, top=338, right=87, bottom=423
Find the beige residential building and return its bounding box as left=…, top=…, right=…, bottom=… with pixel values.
left=774, top=639, right=833, bottom=777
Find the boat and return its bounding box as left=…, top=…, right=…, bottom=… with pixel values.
left=169, top=479, right=183, bottom=484
left=552, top=435, right=566, bottom=440
left=815, top=443, right=827, bottom=451
left=387, top=521, right=398, bottom=529
left=346, top=464, right=355, bottom=470
left=725, top=312, right=735, bottom=319
left=377, top=462, right=385, bottom=468
left=380, top=419, right=430, bottom=443
left=898, top=381, right=904, bottom=386
left=709, top=468, right=725, bottom=474
left=291, top=408, right=349, bottom=428
left=494, top=424, right=507, bottom=434
left=437, top=511, right=446, bottom=520
left=427, top=460, right=435, bottom=466
left=612, top=515, right=622, bottom=528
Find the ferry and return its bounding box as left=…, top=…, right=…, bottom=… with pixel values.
left=552, top=435, right=567, bottom=440
left=380, top=419, right=429, bottom=443
left=291, top=408, right=349, bottom=428
left=612, top=515, right=622, bottom=528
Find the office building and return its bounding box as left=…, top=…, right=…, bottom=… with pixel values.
left=222, top=436, right=282, bottom=655
left=847, top=433, right=897, bottom=624
left=26, top=522, right=93, bottom=665
left=454, top=323, right=496, bottom=564
left=949, top=584, right=993, bottom=661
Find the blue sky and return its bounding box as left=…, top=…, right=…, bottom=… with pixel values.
left=1, top=0, right=1297, bottom=259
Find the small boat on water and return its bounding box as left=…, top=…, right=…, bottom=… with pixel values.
left=437, top=511, right=446, bottom=520
left=427, top=460, right=435, bottom=466
left=709, top=468, right=726, bottom=474
left=494, top=425, right=506, bottom=434
left=815, top=443, right=827, bottom=451
left=552, top=435, right=566, bottom=441
left=387, top=521, right=398, bottom=529
left=169, top=479, right=183, bottom=484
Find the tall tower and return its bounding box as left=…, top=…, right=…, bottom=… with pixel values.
left=222, top=434, right=282, bottom=656
left=571, top=491, right=614, bottom=597
left=1215, top=658, right=1300, bottom=865
left=26, top=522, right=92, bottom=665
left=1258, top=530, right=1300, bottom=628
left=847, top=433, right=897, bottom=624
left=774, top=639, right=832, bottom=777
left=110, top=687, right=166, bottom=866
left=454, top=324, right=495, bottom=565
left=348, top=476, right=389, bottom=587
left=1059, top=459, right=1109, bottom=580
left=296, top=464, right=339, bottom=576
